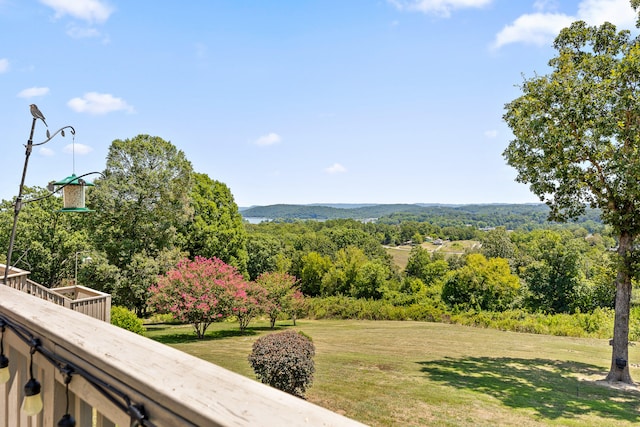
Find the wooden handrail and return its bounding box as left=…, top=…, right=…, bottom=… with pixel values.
left=1, top=264, right=111, bottom=322
left=0, top=286, right=364, bottom=426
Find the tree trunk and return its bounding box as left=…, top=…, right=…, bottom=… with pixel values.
left=605, top=231, right=634, bottom=384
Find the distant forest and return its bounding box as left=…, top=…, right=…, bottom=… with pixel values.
left=241, top=203, right=604, bottom=231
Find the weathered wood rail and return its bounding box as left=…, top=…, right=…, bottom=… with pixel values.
left=1, top=265, right=111, bottom=322
left=0, top=285, right=365, bottom=426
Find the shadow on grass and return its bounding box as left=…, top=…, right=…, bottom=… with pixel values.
left=419, top=357, right=640, bottom=423
left=148, top=325, right=286, bottom=345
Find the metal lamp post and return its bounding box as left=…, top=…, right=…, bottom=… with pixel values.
left=4, top=107, right=76, bottom=284
left=74, top=251, right=92, bottom=286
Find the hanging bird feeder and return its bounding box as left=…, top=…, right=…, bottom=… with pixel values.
left=51, top=174, right=94, bottom=212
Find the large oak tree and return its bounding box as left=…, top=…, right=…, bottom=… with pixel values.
left=88, top=135, right=193, bottom=313
left=503, top=15, right=640, bottom=382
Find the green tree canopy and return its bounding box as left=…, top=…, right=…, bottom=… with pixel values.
left=405, top=246, right=450, bottom=286
left=480, top=227, right=516, bottom=261
left=503, top=16, right=640, bottom=382
left=183, top=172, right=248, bottom=273
left=89, top=135, right=193, bottom=261
left=516, top=230, right=583, bottom=314
left=442, top=254, right=520, bottom=312
left=298, top=251, right=332, bottom=296
left=246, top=234, right=283, bottom=280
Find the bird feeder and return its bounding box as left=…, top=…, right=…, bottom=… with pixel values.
left=51, top=174, right=94, bottom=212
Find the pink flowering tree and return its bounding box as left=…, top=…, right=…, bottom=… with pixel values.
left=289, top=289, right=307, bottom=326
left=236, top=281, right=269, bottom=331
left=255, top=272, right=299, bottom=329
left=149, top=256, right=247, bottom=338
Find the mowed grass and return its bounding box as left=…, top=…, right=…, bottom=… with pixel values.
left=386, top=240, right=480, bottom=270
left=145, top=320, right=640, bottom=426
left=386, top=246, right=412, bottom=270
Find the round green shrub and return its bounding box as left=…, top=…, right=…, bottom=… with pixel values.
left=248, top=330, right=315, bottom=398
left=111, top=306, right=145, bottom=335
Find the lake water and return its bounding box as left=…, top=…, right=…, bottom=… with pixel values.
left=243, top=217, right=271, bottom=224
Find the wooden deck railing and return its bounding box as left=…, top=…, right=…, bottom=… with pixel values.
left=0, top=285, right=364, bottom=426
left=1, top=265, right=111, bottom=322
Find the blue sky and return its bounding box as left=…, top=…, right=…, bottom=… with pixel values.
left=1, top=0, right=638, bottom=207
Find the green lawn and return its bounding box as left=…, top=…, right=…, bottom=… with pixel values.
left=145, top=320, right=640, bottom=426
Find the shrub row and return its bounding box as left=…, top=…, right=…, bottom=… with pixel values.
left=307, top=297, right=640, bottom=341
left=307, top=296, right=446, bottom=322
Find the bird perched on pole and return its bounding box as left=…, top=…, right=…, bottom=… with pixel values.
left=30, top=104, right=47, bottom=127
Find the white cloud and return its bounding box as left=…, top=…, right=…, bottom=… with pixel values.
left=388, top=0, right=493, bottom=17
left=63, top=143, right=93, bottom=155
left=492, top=13, right=574, bottom=49
left=0, top=58, right=8, bottom=73
left=67, top=92, right=134, bottom=115
left=577, top=0, right=636, bottom=28
left=325, top=163, right=347, bottom=174
left=493, top=0, right=636, bottom=49
left=484, top=129, right=498, bottom=138
left=39, top=0, right=114, bottom=24
left=254, top=132, right=282, bottom=146
left=39, top=147, right=55, bottom=157
left=17, top=87, right=50, bottom=98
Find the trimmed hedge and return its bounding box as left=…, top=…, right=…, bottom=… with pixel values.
left=248, top=330, right=315, bottom=398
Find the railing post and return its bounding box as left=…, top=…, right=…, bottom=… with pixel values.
left=104, top=296, right=112, bottom=323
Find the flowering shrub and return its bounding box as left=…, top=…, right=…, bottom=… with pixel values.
left=236, top=281, right=268, bottom=331
left=255, top=272, right=299, bottom=328
left=148, top=256, right=247, bottom=338
left=248, top=330, right=315, bottom=398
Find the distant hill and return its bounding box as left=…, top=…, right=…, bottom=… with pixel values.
left=240, top=203, right=604, bottom=231
left=241, top=203, right=428, bottom=220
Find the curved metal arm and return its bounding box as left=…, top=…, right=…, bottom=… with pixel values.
left=32, top=125, right=76, bottom=147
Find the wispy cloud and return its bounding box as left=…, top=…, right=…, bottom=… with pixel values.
left=492, top=0, right=636, bottom=49
left=533, top=0, right=560, bottom=12
left=484, top=129, right=498, bottom=138
left=66, top=26, right=101, bottom=39
left=492, top=13, right=573, bottom=49
left=67, top=92, right=135, bottom=115
left=0, top=58, right=8, bottom=73
left=254, top=132, right=282, bottom=146
left=40, top=0, right=113, bottom=41
left=40, top=0, right=114, bottom=24
left=388, top=0, right=493, bottom=18
left=17, top=87, right=50, bottom=98
left=63, top=143, right=93, bottom=155
left=325, top=163, right=347, bottom=174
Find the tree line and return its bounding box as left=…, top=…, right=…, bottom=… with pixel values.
left=0, top=135, right=247, bottom=317
left=0, top=133, right=622, bottom=324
